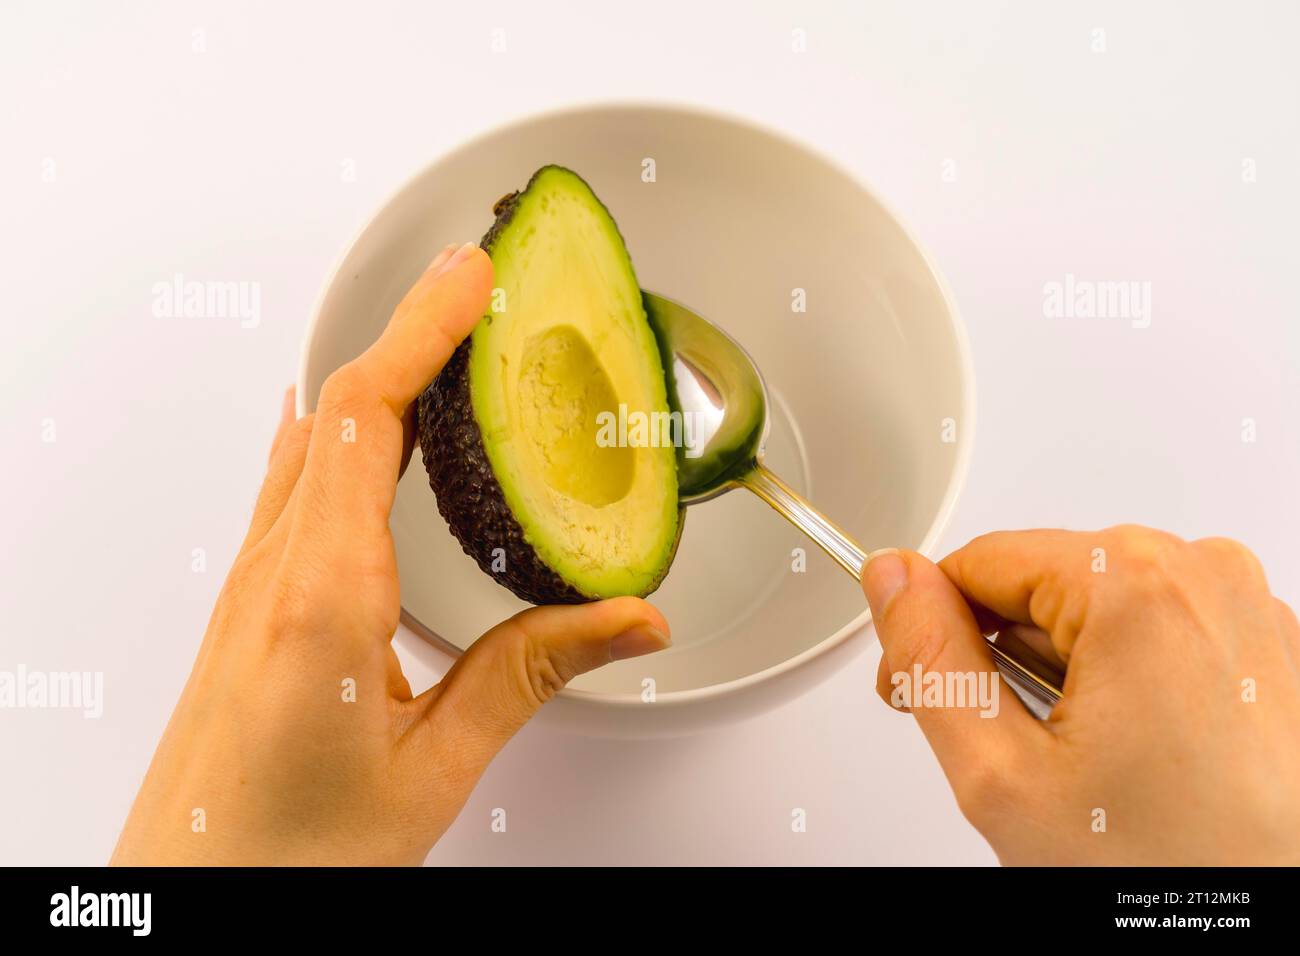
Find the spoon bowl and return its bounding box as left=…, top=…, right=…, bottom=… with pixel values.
left=643, top=292, right=769, bottom=502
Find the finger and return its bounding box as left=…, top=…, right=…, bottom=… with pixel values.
left=1277, top=598, right=1299, bottom=638
left=299, top=244, right=493, bottom=540
left=863, top=549, right=1045, bottom=789
left=385, top=643, right=413, bottom=703
left=875, top=653, right=909, bottom=712
left=241, top=413, right=314, bottom=553
left=403, top=597, right=670, bottom=787
left=361, top=241, right=491, bottom=413
left=1276, top=598, right=1300, bottom=670
left=267, top=386, right=296, bottom=465
left=938, top=529, right=1097, bottom=659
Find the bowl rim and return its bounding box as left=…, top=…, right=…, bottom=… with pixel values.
left=297, top=97, right=977, bottom=710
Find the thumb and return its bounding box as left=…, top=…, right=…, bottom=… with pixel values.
left=863, top=549, right=1042, bottom=789
left=403, top=597, right=669, bottom=787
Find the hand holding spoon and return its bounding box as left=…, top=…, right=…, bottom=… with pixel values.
left=643, top=291, right=1063, bottom=713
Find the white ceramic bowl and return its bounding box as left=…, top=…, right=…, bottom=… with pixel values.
left=299, top=102, right=974, bottom=737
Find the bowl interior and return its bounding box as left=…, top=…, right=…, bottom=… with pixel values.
left=302, top=104, right=968, bottom=699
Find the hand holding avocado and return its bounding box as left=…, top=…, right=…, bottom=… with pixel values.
left=863, top=528, right=1300, bottom=865
left=111, top=243, right=671, bottom=866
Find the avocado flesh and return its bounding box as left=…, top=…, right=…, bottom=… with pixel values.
left=417, top=166, right=681, bottom=603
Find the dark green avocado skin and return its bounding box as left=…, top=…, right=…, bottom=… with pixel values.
left=417, top=336, right=589, bottom=605
left=416, top=167, right=682, bottom=605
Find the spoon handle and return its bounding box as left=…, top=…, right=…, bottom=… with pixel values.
left=742, top=464, right=869, bottom=578
left=739, top=463, right=1063, bottom=714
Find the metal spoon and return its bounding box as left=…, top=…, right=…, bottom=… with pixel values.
left=643, top=291, right=1064, bottom=714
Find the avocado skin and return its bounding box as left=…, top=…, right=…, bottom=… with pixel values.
left=416, top=168, right=683, bottom=605
left=417, top=338, right=589, bottom=604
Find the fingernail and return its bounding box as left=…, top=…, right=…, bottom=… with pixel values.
left=281, top=386, right=295, bottom=419
left=609, top=624, right=671, bottom=661
left=427, top=243, right=458, bottom=271
left=863, top=549, right=908, bottom=613
left=444, top=241, right=479, bottom=270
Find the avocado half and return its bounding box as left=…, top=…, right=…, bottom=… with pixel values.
left=416, top=166, right=683, bottom=604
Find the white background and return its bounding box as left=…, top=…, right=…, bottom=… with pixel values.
left=2, top=0, right=1297, bottom=865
